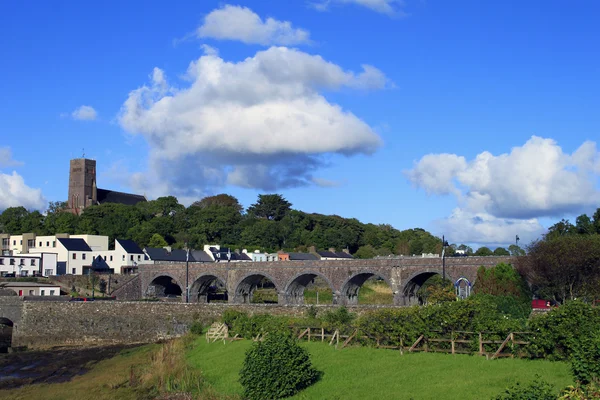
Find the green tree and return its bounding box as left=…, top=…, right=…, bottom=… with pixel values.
left=545, top=218, right=576, bottom=239
left=473, top=263, right=530, bottom=300
left=247, top=194, right=292, bottom=221
left=147, top=233, right=168, bottom=248
left=508, top=244, right=526, bottom=256
left=191, top=193, right=243, bottom=212
left=475, top=246, right=493, bottom=256
left=518, top=235, right=600, bottom=303
left=0, top=206, right=29, bottom=233
left=493, top=247, right=510, bottom=256
left=354, top=245, right=376, bottom=259
left=575, top=214, right=594, bottom=235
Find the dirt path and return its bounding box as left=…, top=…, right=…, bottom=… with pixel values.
left=0, top=344, right=139, bottom=389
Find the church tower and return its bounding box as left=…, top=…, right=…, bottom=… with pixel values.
left=68, top=158, right=97, bottom=213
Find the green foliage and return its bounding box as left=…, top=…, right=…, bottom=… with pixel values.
left=189, top=321, right=204, bottom=335
left=239, top=333, right=319, bottom=400
left=247, top=194, right=292, bottom=221
left=147, top=233, right=168, bottom=248
left=416, top=275, right=455, bottom=305
left=570, top=331, right=600, bottom=384
left=560, top=381, right=600, bottom=399
left=528, top=301, right=600, bottom=360
left=321, top=307, right=356, bottom=331
left=493, top=376, right=556, bottom=400
left=474, top=263, right=531, bottom=301
left=494, top=247, right=511, bottom=256
left=475, top=246, right=494, bottom=256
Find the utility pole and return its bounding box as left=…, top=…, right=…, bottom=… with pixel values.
left=442, top=235, right=449, bottom=281
left=185, top=243, right=190, bottom=303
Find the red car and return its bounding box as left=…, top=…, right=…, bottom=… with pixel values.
left=531, top=299, right=551, bottom=309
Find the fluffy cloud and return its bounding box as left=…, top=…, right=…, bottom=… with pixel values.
left=71, top=105, right=98, bottom=121
left=119, top=46, right=386, bottom=199
left=197, top=5, right=310, bottom=45
left=0, top=147, right=23, bottom=168
left=405, top=136, right=600, bottom=244
left=312, top=0, right=406, bottom=16
left=0, top=172, right=46, bottom=211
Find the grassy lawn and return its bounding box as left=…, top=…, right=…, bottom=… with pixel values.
left=187, top=337, right=573, bottom=400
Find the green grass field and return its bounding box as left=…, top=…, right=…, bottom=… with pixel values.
left=187, top=337, right=573, bottom=400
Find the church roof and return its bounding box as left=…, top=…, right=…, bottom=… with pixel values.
left=97, top=188, right=146, bottom=206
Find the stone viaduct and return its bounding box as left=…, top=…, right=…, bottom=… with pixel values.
left=128, top=256, right=514, bottom=306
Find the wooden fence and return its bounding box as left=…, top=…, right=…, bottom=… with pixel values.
left=295, top=327, right=532, bottom=359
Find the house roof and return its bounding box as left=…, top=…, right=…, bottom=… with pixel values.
left=97, top=188, right=146, bottom=206
left=144, top=247, right=190, bottom=262
left=209, top=247, right=250, bottom=261
left=190, top=250, right=214, bottom=262
left=117, top=239, right=144, bottom=254
left=288, top=252, right=319, bottom=261
left=58, top=238, right=92, bottom=252
left=317, top=250, right=353, bottom=259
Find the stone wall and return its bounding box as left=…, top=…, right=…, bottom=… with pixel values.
left=12, top=301, right=386, bottom=349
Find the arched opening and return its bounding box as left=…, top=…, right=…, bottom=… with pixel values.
left=0, top=317, right=13, bottom=353
left=287, top=274, right=333, bottom=305
left=342, top=273, right=393, bottom=305
left=454, top=277, right=472, bottom=299
left=403, top=272, right=442, bottom=306
left=190, top=275, right=228, bottom=303
left=147, top=275, right=183, bottom=300
left=235, top=274, right=278, bottom=304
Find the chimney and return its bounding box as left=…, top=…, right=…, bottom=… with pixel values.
left=235, top=249, right=240, bottom=254
left=329, top=247, right=336, bottom=253
left=308, top=246, right=317, bottom=253
left=343, top=248, right=350, bottom=254
left=163, top=246, right=171, bottom=254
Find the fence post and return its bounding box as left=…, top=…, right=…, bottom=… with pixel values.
left=400, top=337, right=404, bottom=355
left=451, top=331, right=455, bottom=355
left=510, top=332, right=514, bottom=358
left=479, top=332, right=483, bottom=356
left=308, top=328, right=311, bottom=342
left=321, top=328, right=324, bottom=342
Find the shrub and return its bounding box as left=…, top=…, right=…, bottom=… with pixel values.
left=560, top=381, right=600, bottom=399
left=240, top=333, right=319, bottom=400
left=528, top=301, right=600, bottom=360
left=322, top=307, right=356, bottom=332
left=189, top=321, right=203, bottom=335
left=570, top=331, right=600, bottom=384
left=493, top=376, right=556, bottom=400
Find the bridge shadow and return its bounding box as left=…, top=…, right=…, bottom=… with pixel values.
left=0, top=317, right=13, bottom=353
left=190, top=275, right=228, bottom=303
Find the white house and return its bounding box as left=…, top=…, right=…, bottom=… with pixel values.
left=0, top=282, right=62, bottom=296
left=0, top=253, right=57, bottom=277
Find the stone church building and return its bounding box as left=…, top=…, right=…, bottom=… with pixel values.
left=66, top=158, right=146, bottom=214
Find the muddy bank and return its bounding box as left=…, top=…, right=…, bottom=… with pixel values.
left=0, top=344, right=140, bottom=389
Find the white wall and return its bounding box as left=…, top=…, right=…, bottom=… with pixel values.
left=71, top=235, right=108, bottom=251
left=0, top=253, right=56, bottom=277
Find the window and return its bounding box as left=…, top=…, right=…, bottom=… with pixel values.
left=41, top=290, right=45, bottom=296
left=93, top=256, right=96, bottom=261
left=46, top=241, right=49, bottom=247
left=30, top=259, right=36, bottom=266
left=20, top=259, right=25, bottom=266
left=103, top=256, right=106, bottom=261
left=20, top=240, right=22, bottom=245
left=0, top=259, right=3, bottom=265
left=21, top=270, right=28, bottom=277
left=122, top=255, right=125, bottom=261
left=72, top=253, right=77, bottom=260
left=130, top=255, right=134, bottom=261
left=2, top=238, right=8, bottom=246
left=39, top=241, right=42, bottom=247
left=110, top=255, right=113, bottom=261
left=13, top=240, right=16, bottom=245
left=82, top=253, right=86, bottom=260
left=10, top=259, right=15, bottom=265
left=50, top=290, right=55, bottom=296
left=29, top=290, right=34, bottom=295
left=44, top=269, right=52, bottom=276
left=72, top=268, right=76, bottom=274
left=52, top=241, right=56, bottom=247
left=28, top=239, right=35, bottom=248
left=137, top=255, right=141, bottom=261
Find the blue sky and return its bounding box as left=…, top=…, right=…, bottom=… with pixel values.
left=1, top=0, right=599, bottom=247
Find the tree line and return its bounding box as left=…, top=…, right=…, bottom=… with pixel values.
left=0, top=194, right=455, bottom=257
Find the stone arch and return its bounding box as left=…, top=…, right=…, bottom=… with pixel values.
left=147, top=273, right=183, bottom=300
left=190, top=274, right=228, bottom=303
left=284, top=271, right=334, bottom=305
left=233, top=273, right=280, bottom=304
left=341, top=271, right=392, bottom=305
left=0, top=317, right=14, bottom=353
left=401, top=270, right=444, bottom=306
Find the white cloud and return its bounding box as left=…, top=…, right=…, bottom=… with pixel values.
left=0, top=147, right=23, bottom=168
left=313, top=0, right=406, bottom=16
left=0, top=171, right=46, bottom=211
left=119, top=46, right=386, bottom=199
left=311, top=177, right=343, bottom=188
left=405, top=136, right=600, bottom=245
left=71, top=105, right=98, bottom=121
left=197, top=5, right=310, bottom=45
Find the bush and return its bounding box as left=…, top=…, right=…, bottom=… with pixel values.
left=189, top=321, right=203, bottom=335
left=239, top=333, right=319, bottom=400
left=322, top=307, right=356, bottom=332
left=560, top=381, right=600, bottom=399
left=493, top=376, right=556, bottom=400
left=528, top=301, right=600, bottom=360
left=570, top=331, right=600, bottom=384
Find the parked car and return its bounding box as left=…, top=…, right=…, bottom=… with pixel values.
left=531, top=299, right=552, bottom=309
left=69, top=297, right=95, bottom=302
